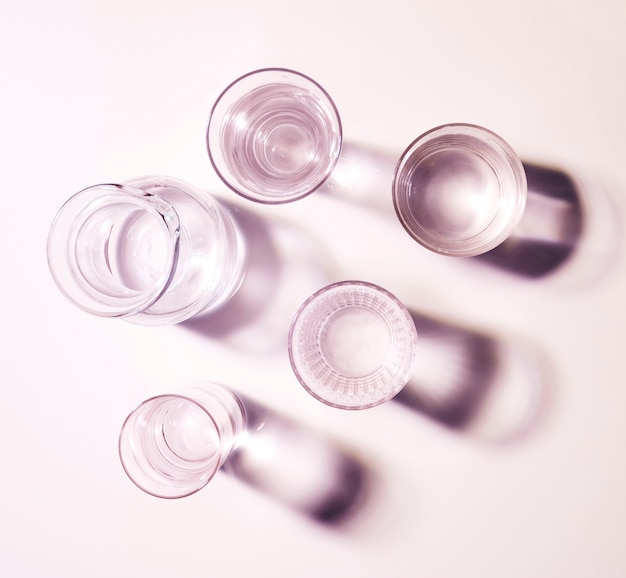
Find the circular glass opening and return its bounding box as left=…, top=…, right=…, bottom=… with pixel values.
left=393, top=124, right=527, bottom=256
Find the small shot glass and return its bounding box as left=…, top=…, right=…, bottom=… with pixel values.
left=119, top=383, right=246, bottom=498
left=206, top=68, right=343, bottom=204
left=288, top=281, right=418, bottom=410
left=392, top=123, right=527, bottom=257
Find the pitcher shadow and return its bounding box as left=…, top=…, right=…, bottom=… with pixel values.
left=182, top=201, right=336, bottom=356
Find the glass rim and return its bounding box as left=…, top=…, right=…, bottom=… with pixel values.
left=47, top=183, right=181, bottom=317
left=288, top=280, right=418, bottom=410
left=206, top=67, right=343, bottom=204
left=118, top=393, right=223, bottom=499
left=392, top=122, right=528, bottom=257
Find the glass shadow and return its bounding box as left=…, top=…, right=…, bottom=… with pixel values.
left=395, top=310, right=551, bottom=444
left=223, top=394, right=377, bottom=526
left=477, top=162, right=583, bottom=277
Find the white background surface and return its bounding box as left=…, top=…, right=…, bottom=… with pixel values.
left=2, top=0, right=626, bottom=576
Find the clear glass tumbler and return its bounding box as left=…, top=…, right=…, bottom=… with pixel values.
left=206, top=68, right=343, bottom=204
left=119, top=383, right=246, bottom=498
left=47, top=175, right=246, bottom=325
left=288, top=281, right=418, bottom=410
left=392, top=123, right=527, bottom=256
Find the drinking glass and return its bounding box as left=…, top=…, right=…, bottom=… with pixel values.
left=392, top=123, right=527, bottom=256
left=207, top=68, right=342, bottom=204
left=288, top=281, right=418, bottom=410
left=119, top=383, right=246, bottom=498
left=47, top=175, right=246, bottom=325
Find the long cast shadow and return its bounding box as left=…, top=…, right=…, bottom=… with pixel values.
left=224, top=394, right=377, bottom=527
left=477, top=163, right=583, bottom=277
left=395, top=310, right=551, bottom=444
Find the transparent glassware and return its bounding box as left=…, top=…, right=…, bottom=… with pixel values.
left=206, top=68, right=343, bottom=204
left=47, top=175, right=246, bottom=325
left=119, top=383, right=246, bottom=498
left=119, top=382, right=373, bottom=521
left=392, top=123, right=527, bottom=257
left=288, top=280, right=418, bottom=410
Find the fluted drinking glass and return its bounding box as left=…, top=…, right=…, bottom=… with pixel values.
left=288, top=280, right=418, bottom=410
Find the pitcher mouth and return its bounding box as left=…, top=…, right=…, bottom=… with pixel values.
left=47, top=183, right=180, bottom=317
